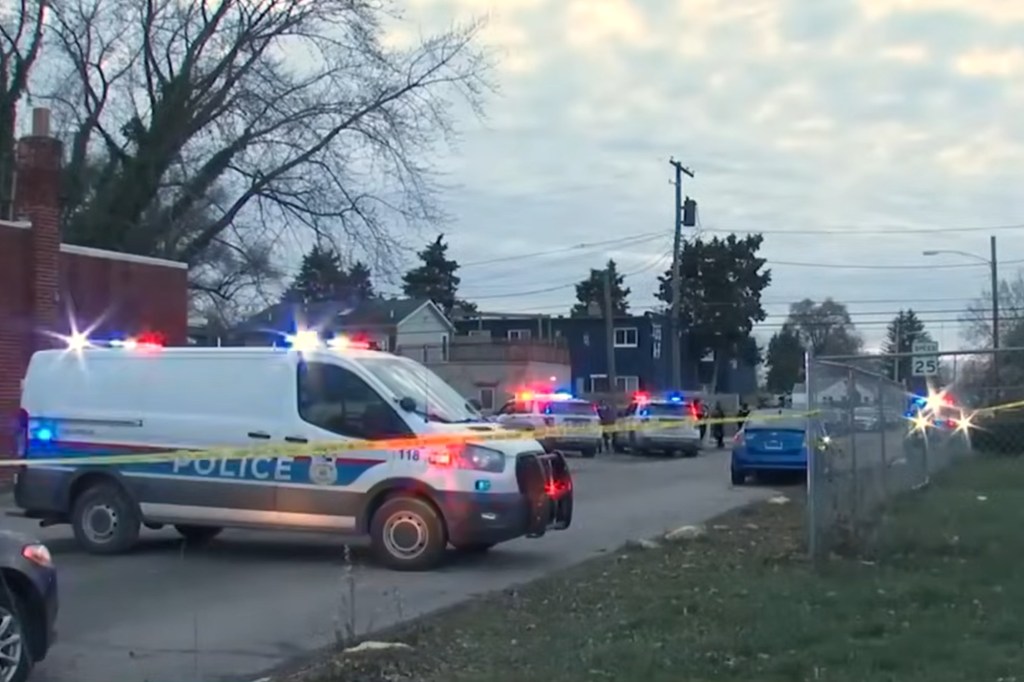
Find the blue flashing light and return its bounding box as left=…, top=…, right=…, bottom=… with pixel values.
left=550, top=391, right=573, bottom=400
left=33, top=427, right=53, bottom=442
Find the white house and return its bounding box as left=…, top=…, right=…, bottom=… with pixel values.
left=816, top=377, right=878, bottom=404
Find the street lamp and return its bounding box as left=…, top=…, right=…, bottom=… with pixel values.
left=922, top=236, right=1000, bottom=388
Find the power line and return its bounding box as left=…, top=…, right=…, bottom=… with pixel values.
left=465, top=237, right=673, bottom=291
left=766, top=257, right=1024, bottom=271
left=697, top=222, right=1024, bottom=236
left=458, top=232, right=664, bottom=269
left=470, top=249, right=672, bottom=300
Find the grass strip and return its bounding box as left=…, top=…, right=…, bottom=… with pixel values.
left=293, top=455, right=1024, bottom=682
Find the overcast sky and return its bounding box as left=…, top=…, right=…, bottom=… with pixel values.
left=376, top=0, right=1024, bottom=351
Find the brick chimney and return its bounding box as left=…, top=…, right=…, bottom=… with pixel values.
left=14, top=107, right=62, bottom=346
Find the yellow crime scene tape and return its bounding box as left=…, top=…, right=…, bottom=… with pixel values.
left=8, top=396, right=1019, bottom=469
left=1, top=412, right=818, bottom=468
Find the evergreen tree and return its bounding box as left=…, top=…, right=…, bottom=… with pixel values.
left=282, top=245, right=348, bottom=304
left=571, top=259, right=630, bottom=317
left=402, top=234, right=474, bottom=316
left=881, top=309, right=931, bottom=382
left=345, top=261, right=376, bottom=301
left=786, top=298, right=863, bottom=356
left=655, top=234, right=771, bottom=382
left=765, top=324, right=805, bottom=393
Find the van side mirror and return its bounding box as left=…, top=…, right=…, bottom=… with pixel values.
left=398, top=396, right=417, bottom=412
left=467, top=398, right=482, bottom=411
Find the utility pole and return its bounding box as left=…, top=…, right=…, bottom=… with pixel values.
left=603, top=266, right=617, bottom=394
left=991, top=234, right=1000, bottom=392
left=669, top=158, right=694, bottom=389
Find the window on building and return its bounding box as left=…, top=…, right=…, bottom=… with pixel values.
left=653, top=340, right=661, bottom=359
left=589, top=374, right=609, bottom=392
left=615, top=375, right=640, bottom=393
left=440, top=334, right=449, bottom=362
left=582, top=332, right=590, bottom=346
left=508, top=329, right=531, bottom=340
left=297, top=362, right=412, bottom=440
left=467, top=329, right=490, bottom=338
left=478, top=387, right=495, bottom=410
left=614, top=327, right=638, bottom=348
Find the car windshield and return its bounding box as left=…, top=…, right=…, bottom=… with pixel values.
left=641, top=402, right=688, bottom=417
left=358, top=356, right=483, bottom=423
left=744, top=410, right=807, bottom=431
left=544, top=401, right=595, bottom=416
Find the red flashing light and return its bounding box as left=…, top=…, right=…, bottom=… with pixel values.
left=634, top=391, right=650, bottom=403
left=136, top=331, right=166, bottom=346
left=516, top=390, right=535, bottom=401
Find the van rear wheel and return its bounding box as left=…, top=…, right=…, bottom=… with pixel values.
left=370, top=496, right=447, bottom=571
left=175, top=525, right=223, bottom=544
left=71, top=481, right=141, bottom=555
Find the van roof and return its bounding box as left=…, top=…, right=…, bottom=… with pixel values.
left=31, top=346, right=390, bottom=360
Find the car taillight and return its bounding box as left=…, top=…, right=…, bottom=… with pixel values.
left=22, top=544, right=52, bottom=568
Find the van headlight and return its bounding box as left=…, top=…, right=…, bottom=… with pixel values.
left=461, top=444, right=505, bottom=473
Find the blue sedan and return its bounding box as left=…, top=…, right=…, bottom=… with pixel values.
left=731, top=409, right=824, bottom=485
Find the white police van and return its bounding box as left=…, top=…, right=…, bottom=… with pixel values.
left=11, top=332, right=573, bottom=571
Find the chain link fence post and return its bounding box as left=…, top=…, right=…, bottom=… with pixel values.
left=805, top=350, right=820, bottom=563
left=845, top=367, right=858, bottom=536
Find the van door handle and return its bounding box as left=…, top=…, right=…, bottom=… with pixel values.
left=247, top=431, right=271, bottom=439
left=284, top=436, right=308, bottom=444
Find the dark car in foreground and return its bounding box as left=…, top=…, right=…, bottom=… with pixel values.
left=731, top=409, right=828, bottom=485
left=0, top=531, right=57, bottom=681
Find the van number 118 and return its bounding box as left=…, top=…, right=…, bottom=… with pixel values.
left=398, top=449, right=420, bottom=461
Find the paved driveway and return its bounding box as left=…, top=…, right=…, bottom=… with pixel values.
left=6, top=449, right=771, bottom=682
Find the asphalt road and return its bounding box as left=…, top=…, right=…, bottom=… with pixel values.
left=4, top=448, right=772, bottom=682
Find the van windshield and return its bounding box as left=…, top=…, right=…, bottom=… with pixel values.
left=359, top=356, right=483, bottom=423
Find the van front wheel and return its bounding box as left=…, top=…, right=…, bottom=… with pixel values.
left=370, top=496, right=447, bottom=571
left=71, top=481, right=141, bottom=555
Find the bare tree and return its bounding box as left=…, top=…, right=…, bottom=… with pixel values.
left=961, top=270, right=1024, bottom=347
left=43, top=0, right=491, bottom=300
left=0, top=0, right=47, bottom=219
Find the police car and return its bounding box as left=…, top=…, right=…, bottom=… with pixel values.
left=11, top=330, right=574, bottom=571
left=494, top=390, right=603, bottom=458
left=613, top=392, right=702, bottom=457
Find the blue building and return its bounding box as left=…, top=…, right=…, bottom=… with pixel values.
left=454, top=312, right=758, bottom=396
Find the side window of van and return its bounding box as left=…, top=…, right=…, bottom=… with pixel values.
left=297, top=363, right=413, bottom=440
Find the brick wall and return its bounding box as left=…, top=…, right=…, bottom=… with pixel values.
left=0, top=108, right=188, bottom=459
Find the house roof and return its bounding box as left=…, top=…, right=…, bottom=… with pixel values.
left=235, top=298, right=451, bottom=334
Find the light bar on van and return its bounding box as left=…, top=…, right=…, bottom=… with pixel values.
left=65, top=331, right=91, bottom=351
left=284, top=329, right=322, bottom=351
left=327, top=335, right=371, bottom=350
left=63, top=333, right=163, bottom=350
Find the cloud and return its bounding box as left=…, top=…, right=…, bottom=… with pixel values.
left=386, top=0, right=1024, bottom=350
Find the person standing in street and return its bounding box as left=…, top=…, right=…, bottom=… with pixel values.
left=736, top=401, right=751, bottom=431
left=694, top=398, right=708, bottom=442
left=711, top=402, right=726, bottom=449
left=598, top=400, right=616, bottom=452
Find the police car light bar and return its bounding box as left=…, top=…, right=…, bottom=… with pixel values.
left=516, top=390, right=574, bottom=401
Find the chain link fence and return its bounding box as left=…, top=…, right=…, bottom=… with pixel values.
left=805, top=347, right=1024, bottom=561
